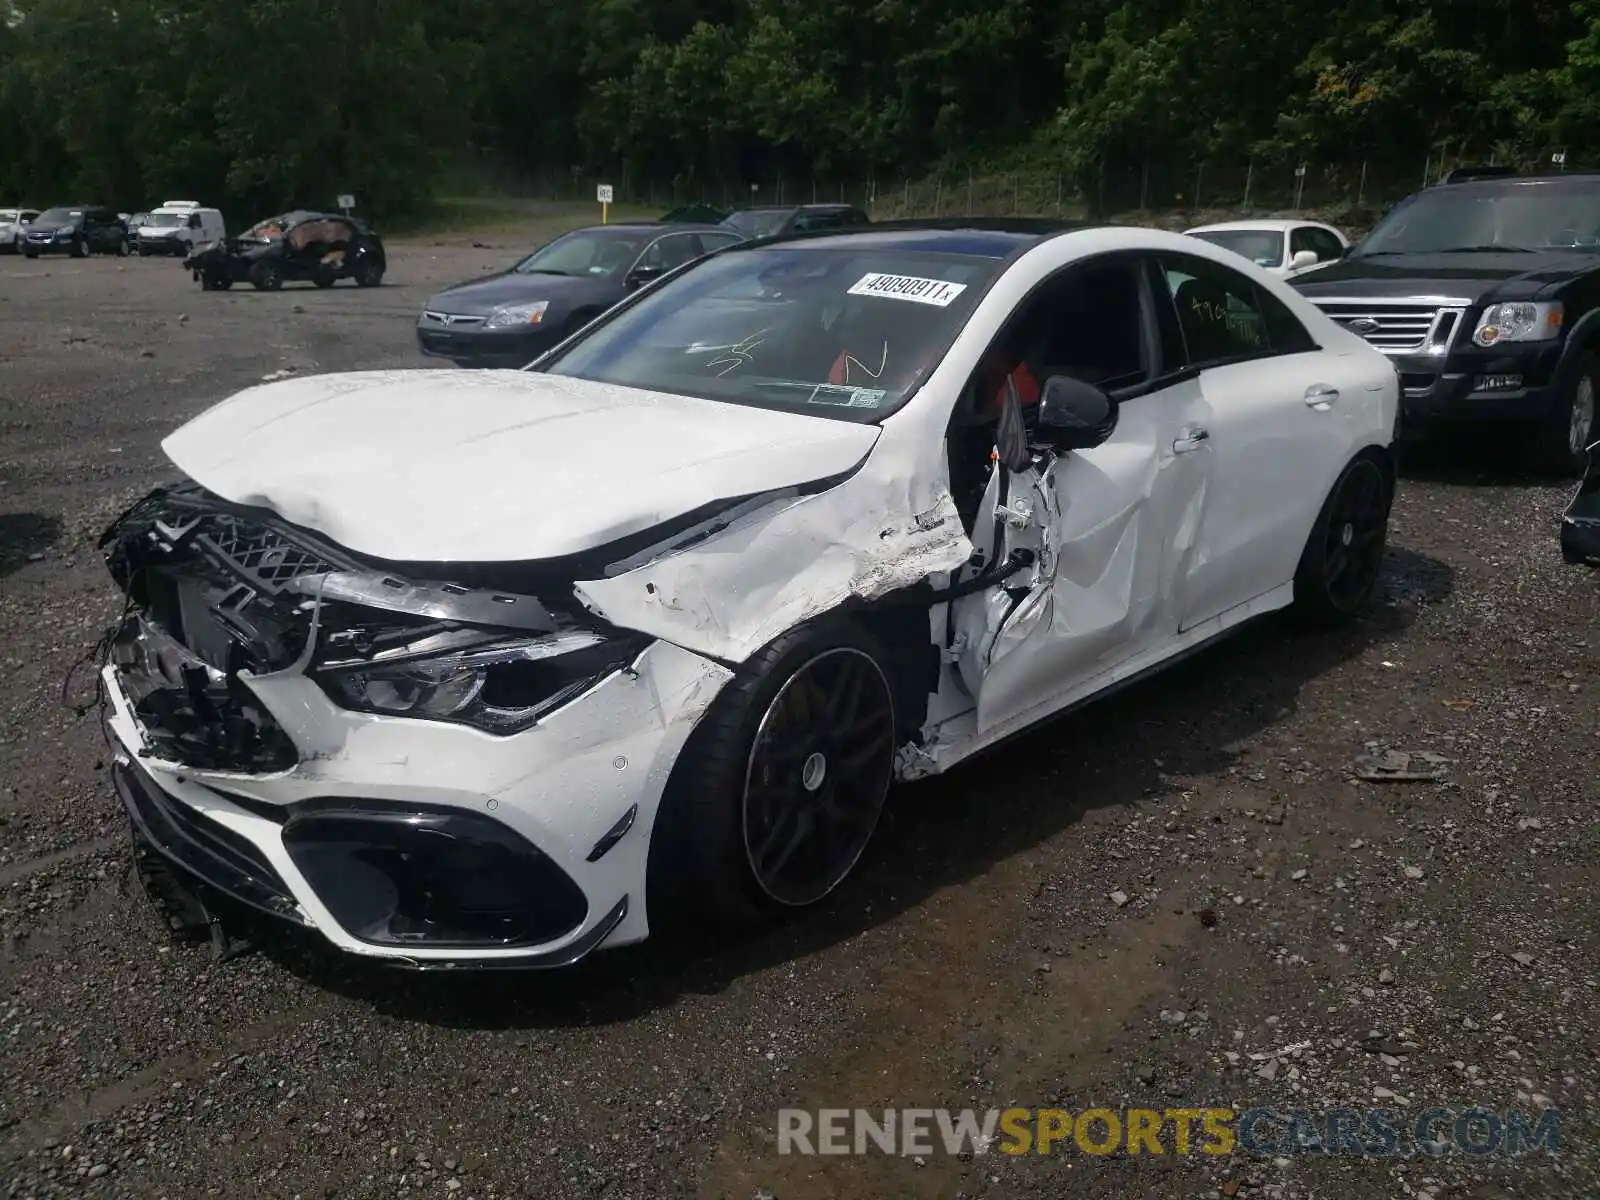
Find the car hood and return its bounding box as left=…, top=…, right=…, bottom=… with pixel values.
left=425, top=272, right=620, bottom=316
left=1293, top=250, right=1600, bottom=302
left=26, top=221, right=75, bottom=234
left=161, top=369, right=880, bottom=563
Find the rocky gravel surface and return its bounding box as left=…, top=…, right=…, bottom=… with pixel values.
left=1, top=234, right=1597, bottom=1198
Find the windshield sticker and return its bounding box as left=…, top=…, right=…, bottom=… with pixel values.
left=847, top=273, right=967, bottom=307
left=802, top=383, right=888, bottom=408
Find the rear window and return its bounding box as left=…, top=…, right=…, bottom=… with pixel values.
left=721, top=210, right=792, bottom=239
left=1188, top=229, right=1285, bottom=269
left=539, top=246, right=1000, bottom=421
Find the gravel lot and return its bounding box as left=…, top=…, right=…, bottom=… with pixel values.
left=1, top=230, right=1597, bottom=1199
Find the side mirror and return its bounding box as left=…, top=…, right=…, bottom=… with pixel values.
left=1034, top=375, right=1117, bottom=453
left=1288, top=249, right=1319, bottom=271
left=625, top=264, right=666, bottom=291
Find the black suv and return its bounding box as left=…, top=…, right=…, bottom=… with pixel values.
left=21, top=206, right=128, bottom=258
left=1291, top=173, right=1600, bottom=474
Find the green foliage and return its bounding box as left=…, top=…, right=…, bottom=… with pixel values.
left=0, top=0, right=1595, bottom=217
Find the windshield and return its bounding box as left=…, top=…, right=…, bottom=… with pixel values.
left=539, top=245, right=998, bottom=421
left=722, top=210, right=792, bottom=239
left=1189, top=229, right=1285, bottom=268
left=1357, top=184, right=1600, bottom=254
left=145, top=213, right=184, bottom=228
left=512, top=229, right=654, bottom=277
left=37, top=207, right=82, bottom=225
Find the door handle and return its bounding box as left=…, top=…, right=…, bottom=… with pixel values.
left=1304, top=383, right=1340, bottom=408
left=1173, top=425, right=1210, bottom=453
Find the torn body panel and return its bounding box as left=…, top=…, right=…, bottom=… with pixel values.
left=572, top=473, right=973, bottom=666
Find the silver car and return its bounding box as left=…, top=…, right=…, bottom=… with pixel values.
left=0, top=208, right=41, bottom=254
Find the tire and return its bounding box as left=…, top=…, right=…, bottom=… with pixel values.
left=1523, top=350, right=1598, bottom=477
left=647, top=619, right=898, bottom=927
left=312, top=271, right=336, bottom=288
left=1289, top=450, right=1393, bottom=628
left=353, top=257, right=384, bottom=287
left=249, top=260, right=283, bottom=291
left=116, top=238, right=128, bottom=257
left=22, top=248, right=36, bottom=260
left=72, top=236, right=88, bottom=258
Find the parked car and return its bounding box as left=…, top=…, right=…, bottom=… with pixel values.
left=0, top=208, right=41, bottom=253
left=20, top=206, right=127, bottom=258
left=1563, top=448, right=1600, bottom=564
left=1184, top=219, right=1350, bottom=277
left=416, top=221, right=742, bottom=368
left=98, top=218, right=1397, bottom=968
left=183, top=210, right=385, bottom=290
left=1292, top=171, right=1600, bottom=474
left=719, top=203, right=871, bottom=240
left=137, top=201, right=225, bottom=257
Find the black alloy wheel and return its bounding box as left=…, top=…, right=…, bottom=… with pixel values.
left=741, top=647, right=896, bottom=907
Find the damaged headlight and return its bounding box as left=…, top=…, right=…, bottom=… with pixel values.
left=485, top=301, right=549, bottom=328
left=315, top=629, right=645, bottom=734
left=1472, top=301, right=1562, bottom=347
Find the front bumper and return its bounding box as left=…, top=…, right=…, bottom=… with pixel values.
left=21, top=236, right=73, bottom=254
left=415, top=322, right=564, bottom=368
left=101, top=633, right=732, bottom=968
left=138, top=236, right=186, bottom=256
left=1388, top=344, right=1562, bottom=431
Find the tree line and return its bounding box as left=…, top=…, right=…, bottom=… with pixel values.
left=2, top=0, right=1597, bottom=219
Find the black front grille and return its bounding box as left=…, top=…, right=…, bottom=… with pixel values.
left=193, top=514, right=337, bottom=593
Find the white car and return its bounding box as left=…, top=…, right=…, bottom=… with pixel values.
left=1185, top=219, right=1351, bottom=277
left=0, top=208, right=41, bottom=253
left=98, top=221, right=1398, bottom=968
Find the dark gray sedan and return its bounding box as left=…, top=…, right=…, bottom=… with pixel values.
left=416, top=222, right=744, bottom=368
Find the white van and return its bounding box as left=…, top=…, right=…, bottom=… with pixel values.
left=137, top=201, right=225, bottom=257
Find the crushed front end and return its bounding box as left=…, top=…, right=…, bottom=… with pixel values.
left=96, top=482, right=732, bottom=967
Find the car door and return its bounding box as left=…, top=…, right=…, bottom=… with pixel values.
left=947, top=253, right=1217, bottom=734
left=1152, top=251, right=1363, bottom=632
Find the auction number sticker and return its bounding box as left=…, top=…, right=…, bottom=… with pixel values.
left=847, top=273, right=967, bottom=307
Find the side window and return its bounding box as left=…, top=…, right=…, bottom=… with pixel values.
left=945, top=256, right=1148, bottom=530
left=188, top=212, right=202, bottom=229
left=637, top=234, right=698, bottom=272
left=1158, top=254, right=1316, bottom=366
left=700, top=232, right=743, bottom=252
left=1289, top=227, right=1317, bottom=257
left=1307, top=228, right=1345, bottom=261
left=792, top=210, right=847, bottom=233
left=954, top=257, right=1147, bottom=430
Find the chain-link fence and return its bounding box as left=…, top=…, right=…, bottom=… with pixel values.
left=459, top=149, right=1586, bottom=229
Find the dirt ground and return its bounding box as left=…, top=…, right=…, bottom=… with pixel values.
left=0, top=221, right=1597, bottom=1200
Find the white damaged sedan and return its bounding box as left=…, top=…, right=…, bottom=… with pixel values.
left=98, top=220, right=1398, bottom=967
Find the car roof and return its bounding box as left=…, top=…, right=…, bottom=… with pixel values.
left=732, top=217, right=1098, bottom=257
left=1186, top=219, right=1323, bottom=234
left=561, top=221, right=726, bottom=234
left=1426, top=173, right=1600, bottom=193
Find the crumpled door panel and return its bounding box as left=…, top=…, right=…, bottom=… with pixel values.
left=963, top=391, right=1212, bottom=735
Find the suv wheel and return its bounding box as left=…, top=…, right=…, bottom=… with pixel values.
left=72, top=236, right=88, bottom=258
left=1525, top=350, right=1598, bottom=476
